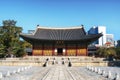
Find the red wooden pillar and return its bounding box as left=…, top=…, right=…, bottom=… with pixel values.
left=32, top=44, right=34, bottom=56
left=86, top=44, right=88, bottom=56
left=65, top=44, right=67, bottom=56
left=52, top=44, right=54, bottom=56
left=76, top=44, right=78, bottom=56
left=42, top=44, right=44, bottom=56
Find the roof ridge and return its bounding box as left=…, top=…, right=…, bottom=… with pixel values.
left=36, top=26, right=83, bottom=30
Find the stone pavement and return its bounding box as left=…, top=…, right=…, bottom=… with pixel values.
left=1, top=64, right=112, bottom=80
left=41, top=66, right=73, bottom=80
left=27, top=63, right=108, bottom=80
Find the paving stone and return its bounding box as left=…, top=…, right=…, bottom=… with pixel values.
left=0, top=63, right=120, bottom=80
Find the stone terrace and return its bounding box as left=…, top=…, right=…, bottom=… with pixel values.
left=0, top=56, right=107, bottom=66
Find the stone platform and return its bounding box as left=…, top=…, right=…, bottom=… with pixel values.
left=0, top=56, right=108, bottom=66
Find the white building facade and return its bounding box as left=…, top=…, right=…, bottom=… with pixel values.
left=88, top=26, right=115, bottom=47
left=106, top=34, right=114, bottom=47
left=88, top=26, right=107, bottom=46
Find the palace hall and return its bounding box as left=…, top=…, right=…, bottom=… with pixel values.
left=20, top=26, right=102, bottom=56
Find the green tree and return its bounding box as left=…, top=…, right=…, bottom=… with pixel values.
left=105, top=48, right=116, bottom=57
left=0, top=20, right=25, bottom=57
left=115, top=47, right=120, bottom=59
left=21, top=41, right=32, bottom=48
left=3, top=20, right=16, bottom=26
left=96, top=47, right=105, bottom=57
left=96, top=47, right=116, bottom=59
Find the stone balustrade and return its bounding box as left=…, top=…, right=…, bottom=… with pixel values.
left=86, top=66, right=120, bottom=80
left=0, top=66, right=32, bottom=79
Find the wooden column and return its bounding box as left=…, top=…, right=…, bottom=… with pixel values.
left=32, top=43, right=35, bottom=55
left=52, top=44, right=54, bottom=56
left=32, top=44, right=34, bottom=55
left=76, top=44, right=78, bottom=56
left=65, top=44, right=67, bottom=56
left=42, top=44, right=44, bottom=56
left=86, top=44, right=88, bottom=56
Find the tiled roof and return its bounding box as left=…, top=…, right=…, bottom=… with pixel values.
left=20, top=27, right=102, bottom=41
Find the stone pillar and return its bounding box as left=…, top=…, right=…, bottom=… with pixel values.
left=0, top=72, right=2, bottom=79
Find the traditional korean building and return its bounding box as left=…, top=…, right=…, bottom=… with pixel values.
left=20, top=26, right=102, bottom=56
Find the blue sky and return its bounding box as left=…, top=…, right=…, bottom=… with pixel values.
left=0, top=0, right=120, bottom=40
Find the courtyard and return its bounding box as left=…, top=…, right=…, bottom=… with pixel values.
left=0, top=56, right=120, bottom=80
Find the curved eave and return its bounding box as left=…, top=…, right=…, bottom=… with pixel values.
left=82, top=33, right=102, bottom=40
left=20, top=33, right=102, bottom=43
left=83, top=33, right=103, bottom=44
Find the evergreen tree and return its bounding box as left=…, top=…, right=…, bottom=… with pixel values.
left=115, top=47, right=120, bottom=59
left=0, top=20, right=26, bottom=57
left=96, top=47, right=116, bottom=60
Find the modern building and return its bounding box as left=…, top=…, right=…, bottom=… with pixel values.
left=106, top=34, right=114, bottom=47
left=88, top=26, right=107, bottom=46
left=88, top=26, right=115, bottom=56
left=20, top=26, right=102, bottom=56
